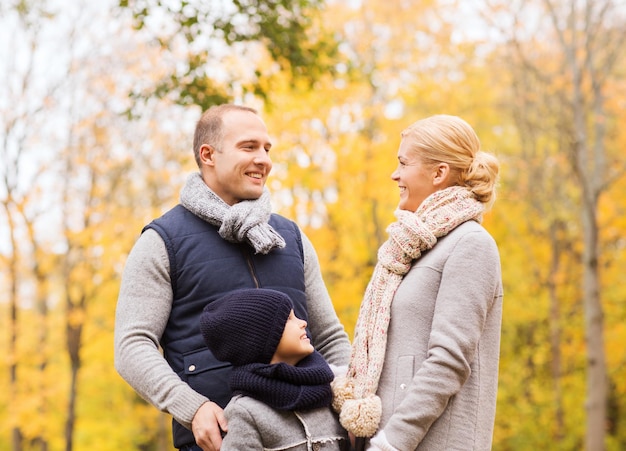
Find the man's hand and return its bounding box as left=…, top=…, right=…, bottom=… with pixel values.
left=191, top=401, right=228, bottom=451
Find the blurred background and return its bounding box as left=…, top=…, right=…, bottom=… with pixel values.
left=1, top=0, right=625, bottom=449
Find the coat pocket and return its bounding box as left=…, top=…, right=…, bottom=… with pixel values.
left=183, top=347, right=233, bottom=408
left=393, top=355, right=415, bottom=407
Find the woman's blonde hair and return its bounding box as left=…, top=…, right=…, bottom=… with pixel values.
left=401, top=114, right=500, bottom=210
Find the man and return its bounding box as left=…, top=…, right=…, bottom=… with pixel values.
left=114, top=104, right=351, bottom=451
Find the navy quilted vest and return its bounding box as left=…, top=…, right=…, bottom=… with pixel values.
left=144, top=205, right=306, bottom=448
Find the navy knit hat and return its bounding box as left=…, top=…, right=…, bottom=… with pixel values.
left=200, top=288, right=294, bottom=366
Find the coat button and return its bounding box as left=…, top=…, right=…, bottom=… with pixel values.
left=188, top=364, right=196, bottom=372
left=400, top=383, right=407, bottom=390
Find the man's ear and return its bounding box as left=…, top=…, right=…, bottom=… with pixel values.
left=199, top=144, right=215, bottom=167
left=433, top=163, right=451, bottom=187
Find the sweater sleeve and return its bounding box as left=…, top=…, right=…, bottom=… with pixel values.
left=114, top=228, right=209, bottom=429
left=382, top=229, right=501, bottom=449
left=300, top=230, right=351, bottom=368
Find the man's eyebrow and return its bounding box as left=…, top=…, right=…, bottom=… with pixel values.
left=237, top=138, right=272, bottom=149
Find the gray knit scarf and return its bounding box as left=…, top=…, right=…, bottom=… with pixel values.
left=180, top=172, right=286, bottom=254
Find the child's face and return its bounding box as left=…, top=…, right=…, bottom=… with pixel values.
left=271, top=310, right=314, bottom=365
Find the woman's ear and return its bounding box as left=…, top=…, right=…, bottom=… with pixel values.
left=433, top=163, right=451, bottom=187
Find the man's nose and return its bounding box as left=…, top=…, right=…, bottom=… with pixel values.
left=253, top=149, right=271, bottom=165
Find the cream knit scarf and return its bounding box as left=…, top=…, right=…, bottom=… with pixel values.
left=332, top=186, right=484, bottom=437
left=180, top=172, right=286, bottom=254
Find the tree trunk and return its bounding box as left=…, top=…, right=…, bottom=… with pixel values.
left=561, top=1, right=610, bottom=446
left=64, top=300, right=83, bottom=451
left=3, top=204, right=23, bottom=451
left=581, top=195, right=607, bottom=451
left=548, top=220, right=564, bottom=443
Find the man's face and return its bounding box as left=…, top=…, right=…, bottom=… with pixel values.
left=202, top=110, right=273, bottom=205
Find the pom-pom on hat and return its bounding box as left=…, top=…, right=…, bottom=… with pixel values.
left=200, top=288, right=293, bottom=366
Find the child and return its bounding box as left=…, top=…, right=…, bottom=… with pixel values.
left=200, top=288, right=350, bottom=450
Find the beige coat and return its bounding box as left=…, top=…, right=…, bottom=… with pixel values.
left=376, top=221, right=503, bottom=450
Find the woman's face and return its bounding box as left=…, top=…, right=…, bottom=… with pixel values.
left=391, top=138, right=439, bottom=212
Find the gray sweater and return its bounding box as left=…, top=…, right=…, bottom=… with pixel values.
left=114, top=227, right=351, bottom=430
left=221, top=394, right=349, bottom=450
left=375, top=221, right=503, bottom=450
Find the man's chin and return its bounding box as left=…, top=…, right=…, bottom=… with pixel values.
left=242, top=189, right=264, bottom=201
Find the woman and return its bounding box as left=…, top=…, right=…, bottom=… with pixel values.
left=332, top=115, right=503, bottom=450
